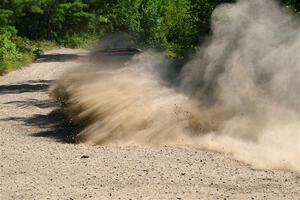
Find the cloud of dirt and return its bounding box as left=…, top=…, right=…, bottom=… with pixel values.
left=50, top=0, right=300, bottom=172
left=51, top=52, right=223, bottom=144
left=180, top=0, right=300, bottom=171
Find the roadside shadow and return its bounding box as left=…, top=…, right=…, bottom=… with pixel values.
left=36, top=53, right=85, bottom=63
left=1, top=97, right=78, bottom=143
left=2, top=110, right=77, bottom=143
left=0, top=80, right=52, bottom=95
left=4, top=99, right=57, bottom=109
left=30, top=110, right=78, bottom=143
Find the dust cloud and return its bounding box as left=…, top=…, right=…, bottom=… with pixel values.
left=50, top=0, right=300, bottom=172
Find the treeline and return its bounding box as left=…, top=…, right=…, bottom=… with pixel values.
left=1, top=0, right=299, bottom=74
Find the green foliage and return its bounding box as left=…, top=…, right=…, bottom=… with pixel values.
left=0, top=0, right=299, bottom=74
left=0, top=27, right=22, bottom=74
left=59, top=33, right=97, bottom=49
left=0, top=8, right=13, bottom=26
left=0, top=26, right=56, bottom=74
left=53, top=2, right=96, bottom=37
left=283, top=0, right=300, bottom=14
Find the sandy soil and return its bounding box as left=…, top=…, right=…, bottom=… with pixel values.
left=0, top=49, right=299, bottom=200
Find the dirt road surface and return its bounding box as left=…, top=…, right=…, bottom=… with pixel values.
left=0, top=49, right=299, bottom=199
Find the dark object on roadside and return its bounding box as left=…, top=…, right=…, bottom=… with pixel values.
left=81, top=155, right=89, bottom=159
left=89, top=48, right=142, bottom=64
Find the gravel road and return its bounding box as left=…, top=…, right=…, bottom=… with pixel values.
left=0, top=49, right=299, bottom=200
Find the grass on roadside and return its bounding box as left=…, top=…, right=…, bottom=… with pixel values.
left=0, top=27, right=59, bottom=75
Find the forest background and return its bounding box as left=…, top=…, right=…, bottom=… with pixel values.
left=0, top=0, right=299, bottom=74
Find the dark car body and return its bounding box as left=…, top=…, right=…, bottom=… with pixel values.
left=89, top=48, right=142, bottom=64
